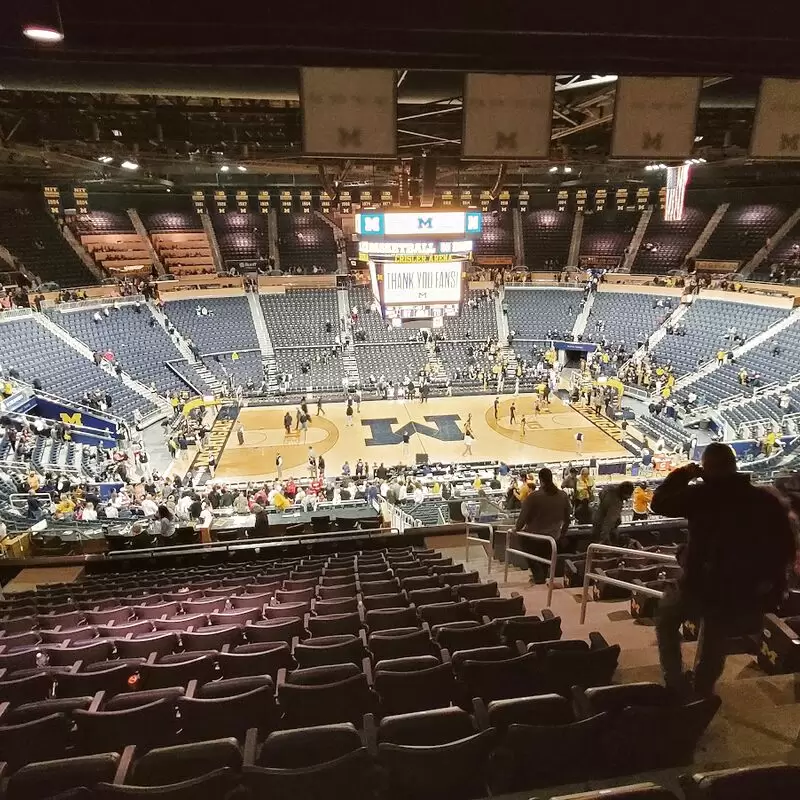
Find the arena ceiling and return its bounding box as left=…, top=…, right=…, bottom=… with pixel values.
left=1, top=2, right=800, bottom=189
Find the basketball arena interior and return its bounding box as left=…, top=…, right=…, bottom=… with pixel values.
left=0, top=4, right=799, bottom=799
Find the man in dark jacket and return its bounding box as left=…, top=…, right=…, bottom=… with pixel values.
left=651, top=442, right=796, bottom=697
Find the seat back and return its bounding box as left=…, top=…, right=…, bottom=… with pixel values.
left=6, top=752, right=120, bottom=800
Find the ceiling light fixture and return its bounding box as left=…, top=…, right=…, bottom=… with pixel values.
left=220, top=165, right=230, bottom=172
left=563, top=166, right=572, bottom=173
left=548, top=166, right=558, bottom=173
left=237, top=165, right=247, bottom=172
left=22, top=24, right=64, bottom=43
left=97, top=156, right=113, bottom=164
left=120, top=160, right=139, bottom=170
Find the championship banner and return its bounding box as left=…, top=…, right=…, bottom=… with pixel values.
left=462, top=73, right=554, bottom=160
left=750, top=78, right=800, bottom=159
left=611, top=76, right=701, bottom=159
left=301, top=67, right=396, bottom=157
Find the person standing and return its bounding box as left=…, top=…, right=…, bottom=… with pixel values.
left=494, top=396, right=500, bottom=420
left=592, top=482, right=634, bottom=543
left=346, top=399, right=354, bottom=427
left=275, top=453, right=283, bottom=480
left=650, top=443, right=796, bottom=697
left=356, top=388, right=363, bottom=413
left=509, top=401, right=517, bottom=425
left=520, top=415, right=527, bottom=437
left=515, top=467, right=572, bottom=582
left=318, top=454, right=326, bottom=478
left=236, top=423, right=245, bottom=446
left=632, top=481, right=653, bottom=520
left=401, top=430, right=411, bottom=462
left=575, top=431, right=584, bottom=453
left=463, top=430, right=474, bottom=457
left=307, top=447, right=316, bottom=478
left=198, top=501, right=214, bottom=545
left=317, top=397, right=325, bottom=417
left=283, top=412, right=292, bottom=436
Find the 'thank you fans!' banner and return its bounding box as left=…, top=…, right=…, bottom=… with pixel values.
left=462, top=73, right=554, bottom=160
left=750, top=78, right=800, bottom=159
left=301, top=68, right=396, bottom=157
left=611, top=76, right=701, bottom=159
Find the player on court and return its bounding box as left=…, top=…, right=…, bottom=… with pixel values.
left=520, top=415, right=527, bottom=436
left=509, top=402, right=517, bottom=425
left=463, top=430, right=474, bottom=456
left=575, top=431, right=584, bottom=453
left=494, top=396, right=500, bottom=420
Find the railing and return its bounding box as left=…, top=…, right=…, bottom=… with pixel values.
left=107, top=525, right=401, bottom=561
left=464, top=522, right=496, bottom=574
left=579, top=542, right=678, bottom=624
left=503, top=530, right=558, bottom=607
left=380, top=499, right=418, bottom=533
left=9, top=492, right=54, bottom=511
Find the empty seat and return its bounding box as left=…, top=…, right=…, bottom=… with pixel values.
left=374, top=656, right=457, bottom=715
left=5, top=753, right=120, bottom=800
left=374, top=707, right=496, bottom=800
left=294, top=635, right=367, bottom=669
left=278, top=663, right=376, bottom=729
left=74, top=697, right=178, bottom=753
left=682, top=763, right=800, bottom=800
left=218, top=641, right=294, bottom=680
left=179, top=675, right=277, bottom=740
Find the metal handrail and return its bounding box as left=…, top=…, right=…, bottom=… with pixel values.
left=579, top=542, right=678, bottom=624
left=107, top=525, right=400, bottom=560
left=504, top=530, right=558, bottom=607
left=464, top=522, right=495, bottom=574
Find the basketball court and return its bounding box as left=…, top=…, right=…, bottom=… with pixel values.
left=211, top=394, right=631, bottom=483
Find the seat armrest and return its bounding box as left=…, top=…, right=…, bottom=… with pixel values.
left=514, top=639, right=527, bottom=656
left=89, top=691, right=105, bottom=713
left=473, top=697, right=490, bottom=730
left=243, top=727, right=259, bottom=765
left=440, top=648, right=451, bottom=664
left=185, top=679, right=198, bottom=699
left=362, top=713, right=378, bottom=756
left=588, top=631, right=610, bottom=650
left=276, top=668, right=287, bottom=687
left=362, top=657, right=374, bottom=686
left=114, top=745, right=136, bottom=785
left=571, top=686, right=593, bottom=719
left=541, top=608, right=555, bottom=621
left=358, top=629, right=368, bottom=648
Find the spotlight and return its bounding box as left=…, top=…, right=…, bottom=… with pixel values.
left=563, top=166, right=572, bottom=173
left=22, top=24, right=63, bottom=43
left=548, top=166, right=558, bottom=173
left=97, top=156, right=113, bottom=164
left=111, top=129, right=122, bottom=138
left=237, top=165, right=247, bottom=172
left=694, top=135, right=704, bottom=142
left=220, top=165, right=230, bottom=172
left=120, top=160, right=139, bottom=170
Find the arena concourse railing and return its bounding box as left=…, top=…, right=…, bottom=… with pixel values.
left=579, top=542, right=678, bottom=624
left=464, top=522, right=496, bottom=574
left=503, top=530, right=558, bottom=607
left=105, top=524, right=402, bottom=562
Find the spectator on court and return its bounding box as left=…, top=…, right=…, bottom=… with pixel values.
left=651, top=443, right=796, bottom=697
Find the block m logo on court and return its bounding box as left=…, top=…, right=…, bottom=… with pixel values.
left=361, top=415, right=463, bottom=446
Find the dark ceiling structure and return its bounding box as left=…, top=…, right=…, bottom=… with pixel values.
left=1, top=1, right=799, bottom=190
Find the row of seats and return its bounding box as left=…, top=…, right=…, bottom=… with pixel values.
left=633, top=207, right=712, bottom=274
left=0, top=680, right=724, bottom=799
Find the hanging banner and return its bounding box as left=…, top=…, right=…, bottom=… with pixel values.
left=301, top=67, right=396, bottom=157
left=462, top=74, right=554, bottom=160
left=611, top=76, right=701, bottom=159
left=750, top=78, right=800, bottom=159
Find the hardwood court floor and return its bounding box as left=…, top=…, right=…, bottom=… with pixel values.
left=214, top=394, right=629, bottom=483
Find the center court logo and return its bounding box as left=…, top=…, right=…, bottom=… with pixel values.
left=361, top=415, right=463, bottom=447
